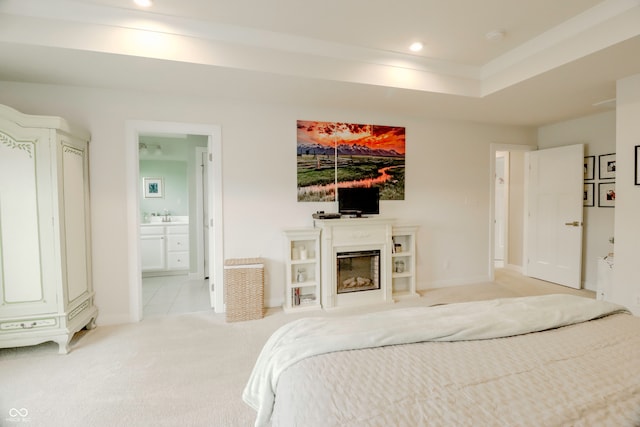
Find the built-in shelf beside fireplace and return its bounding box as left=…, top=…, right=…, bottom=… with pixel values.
left=282, top=227, right=322, bottom=313
left=391, top=225, right=419, bottom=300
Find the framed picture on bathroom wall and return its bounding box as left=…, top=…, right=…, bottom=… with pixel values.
left=143, top=177, right=164, bottom=198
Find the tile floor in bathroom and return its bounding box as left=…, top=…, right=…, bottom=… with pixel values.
left=142, top=275, right=212, bottom=318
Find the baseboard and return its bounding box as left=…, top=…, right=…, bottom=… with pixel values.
left=142, top=271, right=188, bottom=278
left=504, top=264, right=523, bottom=273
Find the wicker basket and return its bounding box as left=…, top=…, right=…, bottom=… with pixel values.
left=224, top=258, right=265, bottom=322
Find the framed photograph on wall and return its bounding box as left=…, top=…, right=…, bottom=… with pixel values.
left=583, top=183, right=594, bottom=207
left=635, top=146, right=640, bottom=185
left=583, top=156, right=595, bottom=180
left=143, top=177, right=164, bottom=198
left=598, top=182, right=615, bottom=208
left=598, top=153, right=616, bottom=180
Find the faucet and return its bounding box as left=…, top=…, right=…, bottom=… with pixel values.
left=162, top=209, right=171, bottom=222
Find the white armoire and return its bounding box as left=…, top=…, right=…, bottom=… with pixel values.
left=0, top=104, right=97, bottom=354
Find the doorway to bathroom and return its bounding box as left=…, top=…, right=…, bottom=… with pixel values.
left=127, top=120, right=223, bottom=322
left=139, top=134, right=209, bottom=318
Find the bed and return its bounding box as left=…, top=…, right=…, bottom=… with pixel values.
left=243, top=294, right=640, bottom=427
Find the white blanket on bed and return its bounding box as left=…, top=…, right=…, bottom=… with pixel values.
left=242, top=294, right=627, bottom=427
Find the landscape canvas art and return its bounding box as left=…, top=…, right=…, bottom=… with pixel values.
left=296, top=120, right=405, bottom=202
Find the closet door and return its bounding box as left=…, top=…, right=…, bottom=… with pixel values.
left=0, top=122, right=58, bottom=317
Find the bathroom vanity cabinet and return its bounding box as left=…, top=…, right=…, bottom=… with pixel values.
left=140, top=223, right=189, bottom=274
left=140, top=226, right=166, bottom=271
left=0, top=104, right=98, bottom=354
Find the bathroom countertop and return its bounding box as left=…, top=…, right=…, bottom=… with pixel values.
left=141, top=216, right=189, bottom=226
left=141, top=222, right=188, bottom=226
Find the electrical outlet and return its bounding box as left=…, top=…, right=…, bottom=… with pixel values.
left=636, top=294, right=640, bottom=306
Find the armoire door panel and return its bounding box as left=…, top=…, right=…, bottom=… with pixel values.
left=0, top=127, right=57, bottom=316
left=61, top=143, right=89, bottom=303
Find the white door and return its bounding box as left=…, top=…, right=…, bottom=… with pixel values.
left=202, top=150, right=210, bottom=280
left=524, top=144, right=584, bottom=288
left=202, top=148, right=215, bottom=308
left=195, top=146, right=213, bottom=308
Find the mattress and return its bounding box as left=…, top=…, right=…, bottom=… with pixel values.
left=244, top=295, right=640, bottom=426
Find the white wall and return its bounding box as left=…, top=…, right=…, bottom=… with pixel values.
left=537, top=111, right=616, bottom=290
left=0, top=81, right=536, bottom=324
left=613, top=74, right=640, bottom=315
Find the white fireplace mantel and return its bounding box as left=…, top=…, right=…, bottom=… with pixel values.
left=314, top=217, right=395, bottom=309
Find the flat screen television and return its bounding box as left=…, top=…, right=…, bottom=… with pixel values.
left=338, top=187, right=380, bottom=217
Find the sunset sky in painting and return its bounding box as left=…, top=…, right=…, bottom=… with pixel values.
left=297, top=120, right=405, bottom=154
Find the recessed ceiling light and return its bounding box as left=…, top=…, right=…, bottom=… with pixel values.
left=134, top=0, right=153, bottom=7
left=485, top=30, right=505, bottom=42
left=409, top=42, right=424, bottom=52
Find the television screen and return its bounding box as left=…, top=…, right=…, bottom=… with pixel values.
left=338, top=187, right=380, bottom=217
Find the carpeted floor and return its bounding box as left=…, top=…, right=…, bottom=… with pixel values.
left=0, top=270, right=594, bottom=427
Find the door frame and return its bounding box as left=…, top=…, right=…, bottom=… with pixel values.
left=194, top=146, right=207, bottom=281
left=126, top=120, right=224, bottom=322
left=494, top=151, right=509, bottom=267
left=488, top=143, right=535, bottom=281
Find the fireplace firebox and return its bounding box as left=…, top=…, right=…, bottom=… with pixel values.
left=336, top=250, right=380, bottom=294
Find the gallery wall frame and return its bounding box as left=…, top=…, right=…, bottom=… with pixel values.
left=584, top=156, right=595, bottom=180
left=598, top=181, right=615, bottom=208
left=583, top=183, right=594, bottom=207
left=598, top=153, right=616, bottom=180
left=143, top=177, right=164, bottom=198
left=635, top=146, right=640, bottom=185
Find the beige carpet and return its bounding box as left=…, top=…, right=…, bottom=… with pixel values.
left=0, top=270, right=594, bottom=427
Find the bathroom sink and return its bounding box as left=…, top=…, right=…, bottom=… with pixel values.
left=141, top=216, right=188, bottom=225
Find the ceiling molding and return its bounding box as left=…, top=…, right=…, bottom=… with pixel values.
left=0, top=0, right=480, bottom=79
left=1, top=0, right=639, bottom=99
left=481, top=3, right=640, bottom=95
left=1, top=0, right=640, bottom=127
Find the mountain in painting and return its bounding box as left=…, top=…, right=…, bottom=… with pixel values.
left=297, top=142, right=402, bottom=158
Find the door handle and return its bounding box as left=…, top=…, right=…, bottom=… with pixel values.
left=564, top=221, right=582, bottom=227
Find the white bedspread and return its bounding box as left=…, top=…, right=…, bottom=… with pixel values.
left=242, top=294, right=627, bottom=427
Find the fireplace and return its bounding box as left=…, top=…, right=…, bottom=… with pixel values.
left=315, top=217, right=394, bottom=309
left=337, top=250, right=380, bottom=294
